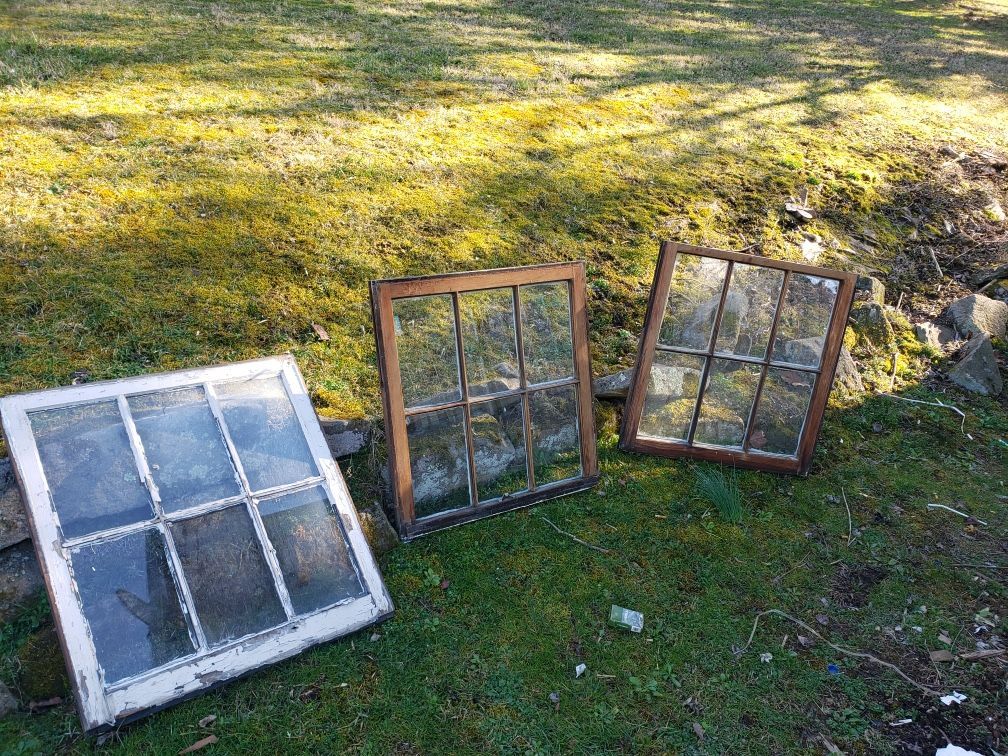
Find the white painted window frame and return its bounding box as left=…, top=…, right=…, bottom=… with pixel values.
left=0, top=355, right=394, bottom=732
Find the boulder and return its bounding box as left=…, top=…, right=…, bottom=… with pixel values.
left=0, top=458, right=30, bottom=551
left=356, top=500, right=399, bottom=557
left=16, top=625, right=69, bottom=702
left=947, top=334, right=1003, bottom=396
left=946, top=294, right=1008, bottom=339
left=831, top=347, right=864, bottom=395
left=593, top=369, right=634, bottom=399
left=914, top=321, right=956, bottom=350
left=0, top=541, right=44, bottom=623
left=780, top=336, right=825, bottom=366
left=681, top=291, right=748, bottom=349
left=854, top=275, right=886, bottom=305
left=318, top=417, right=372, bottom=459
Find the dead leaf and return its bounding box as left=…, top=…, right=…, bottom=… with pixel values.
left=198, top=714, right=217, bottom=728
left=311, top=323, right=330, bottom=342
left=958, top=648, right=1005, bottom=661
left=929, top=649, right=954, bottom=662
left=797, top=635, right=815, bottom=648
left=815, top=614, right=829, bottom=626
left=299, top=684, right=321, bottom=702
left=692, top=722, right=705, bottom=741
left=439, top=579, right=450, bottom=590
left=938, top=631, right=953, bottom=645
left=179, top=735, right=218, bottom=754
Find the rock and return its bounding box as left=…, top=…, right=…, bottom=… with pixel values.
left=780, top=336, right=825, bottom=366
left=318, top=417, right=372, bottom=459
left=946, top=294, right=1008, bottom=339
left=0, top=458, right=30, bottom=551
left=494, top=361, right=520, bottom=380
left=831, top=347, right=864, bottom=395
left=854, top=275, right=886, bottom=305
left=0, top=541, right=44, bottom=623
left=947, top=334, right=1003, bottom=396
left=0, top=681, right=17, bottom=718
left=849, top=302, right=896, bottom=351
left=593, top=369, right=634, bottom=399
left=356, top=500, right=399, bottom=557
left=683, top=291, right=748, bottom=349
left=985, top=196, right=1006, bottom=223
left=16, top=625, right=69, bottom=702
left=914, top=321, right=956, bottom=350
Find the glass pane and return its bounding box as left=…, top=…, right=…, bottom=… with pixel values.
left=529, top=386, right=582, bottom=485
left=406, top=406, right=471, bottom=518
left=459, top=288, right=520, bottom=398
left=170, top=506, right=286, bottom=646
left=215, top=376, right=317, bottom=492
left=471, top=395, right=528, bottom=503
left=637, top=352, right=705, bottom=441
left=128, top=387, right=242, bottom=512
left=257, top=487, right=365, bottom=615
left=520, top=282, right=574, bottom=385
left=70, top=529, right=195, bottom=685
left=714, top=264, right=785, bottom=359
left=393, top=294, right=461, bottom=408
left=748, top=368, right=816, bottom=456
left=29, top=401, right=153, bottom=539
left=658, top=254, right=729, bottom=350
left=694, top=359, right=762, bottom=448
left=770, top=274, right=839, bottom=368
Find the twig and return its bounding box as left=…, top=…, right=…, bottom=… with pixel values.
left=953, top=563, right=1008, bottom=570
left=929, top=246, right=943, bottom=279
left=880, top=393, right=966, bottom=434
left=842, top=487, right=853, bottom=546
left=541, top=517, right=611, bottom=554
left=888, top=351, right=898, bottom=391
left=735, top=608, right=943, bottom=697
left=927, top=502, right=988, bottom=526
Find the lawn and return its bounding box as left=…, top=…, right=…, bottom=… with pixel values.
left=1, top=0, right=1007, bottom=752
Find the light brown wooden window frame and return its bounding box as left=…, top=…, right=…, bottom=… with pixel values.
left=371, top=262, right=599, bottom=539
left=620, top=242, right=856, bottom=475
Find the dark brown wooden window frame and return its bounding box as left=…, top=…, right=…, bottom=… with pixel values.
left=620, top=242, right=857, bottom=475
left=371, top=262, right=599, bottom=539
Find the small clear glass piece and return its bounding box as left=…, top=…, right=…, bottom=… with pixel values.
left=770, top=273, right=839, bottom=367
left=529, top=386, right=582, bottom=485
left=637, top=351, right=705, bottom=441
left=748, top=368, right=816, bottom=456
left=257, top=487, right=365, bottom=615
left=393, top=294, right=462, bottom=408
left=520, top=282, right=575, bottom=385
left=170, top=506, right=286, bottom=647
left=215, top=376, right=318, bottom=492
left=70, top=529, right=194, bottom=685
left=30, top=401, right=153, bottom=539
left=406, top=406, right=472, bottom=518
left=658, top=254, right=729, bottom=351
left=714, top=264, right=785, bottom=359
left=128, top=387, right=242, bottom=512
left=459, top=287, right=520, bottom=398
left=694, top=359, right=762, bottom=448
left=471, top=395, right=529, bottom=503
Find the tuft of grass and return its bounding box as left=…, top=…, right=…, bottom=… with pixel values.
left=693, top=464, right=743, bottom=524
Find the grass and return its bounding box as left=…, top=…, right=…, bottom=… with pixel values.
left=693, top=464, right=743, bottom=523
left=0, top=0, right=1007, bottom=752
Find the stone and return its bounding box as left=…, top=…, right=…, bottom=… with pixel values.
left=0, top=681, right=17, bottom=718
left=593, top=369, right=634, bottom=399
left=682, top=291, right=749, bottom=349
left=318, top=417, right=372, bottom=459
left=946, top=293, right=1008, bottom=339
left=854, top=275, right=886, bottom=305
left=0, top=541, right=44, bottom=623
left=985, top=196, right=1006, bottom=223
left=356, top=500, right=399, bottom=557
left=831, top=347, right=864, bottom=395
left=16, top=625, right=69, bottom=702
left=947, top=334, right=1003, bottom=396
left=849, top=302, right=896, bottom=351
left=780, top=336, right=825, bottom=366
left=914, top=321, right=956, bottom=350
left=0, top=458, right=30, bottom=551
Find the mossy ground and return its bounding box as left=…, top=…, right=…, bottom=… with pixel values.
left=1, top=0, right=1007, bottom=752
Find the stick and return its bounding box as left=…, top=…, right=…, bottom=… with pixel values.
left=842, top=488, right=853, bottom=546
left=880, top=393, right=966, bottom=434
left=927, top=502, right=988, bottom=526
left=735, top=609, right=943, bottom=697
left=541, top=517, right=611, bottom=554
left=888, top=351, right=898, bottom=391
left=929, top=247, right=943, bottom=278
